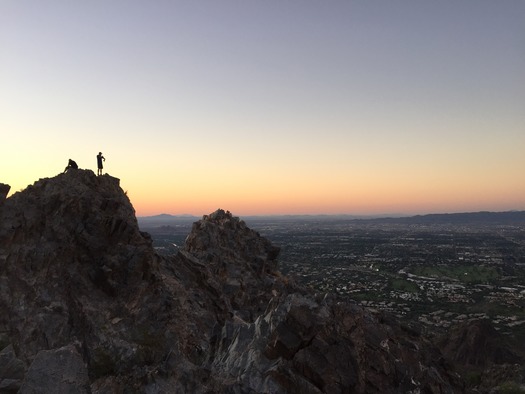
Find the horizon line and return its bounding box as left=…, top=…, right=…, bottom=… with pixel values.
left=137, top=209, right=525, bottom=219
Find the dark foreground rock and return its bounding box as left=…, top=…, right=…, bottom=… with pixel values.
left=0, top=183, right=9, bottom=212
left=0, top=170, right=464, bottom=392
left=437, top=319, right=524, bottom=392
left=0, top=345, right=25, bottom=392
left=19, top=344, right=90, bottom=394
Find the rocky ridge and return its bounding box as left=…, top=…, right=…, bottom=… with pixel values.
left=0, top=170, right=464, bottom=393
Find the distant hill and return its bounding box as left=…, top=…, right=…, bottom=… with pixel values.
left=138, top=211, right=525, bottom=227
left=376, top=211, right=525, bottom=225
left=137, top=213, right=199, bottom=227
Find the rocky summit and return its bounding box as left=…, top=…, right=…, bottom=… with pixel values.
left=0, top=169, right=464, bottom=393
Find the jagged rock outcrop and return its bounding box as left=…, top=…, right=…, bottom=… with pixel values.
left=0, top=170, right=464, bottom=392
left=0, top=170, right=178, bottom=391
left=0, top=183, right=9, bottom=212
left=209, top=292, right=463, bottom=393
left=183, top=208, right=283, bottom=320
left=19, top=344, right=90, bottom=394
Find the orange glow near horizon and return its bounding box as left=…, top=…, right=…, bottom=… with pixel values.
left=126, top=172, right=525, bottom=217
left=3, top=163, right=523, bottom=218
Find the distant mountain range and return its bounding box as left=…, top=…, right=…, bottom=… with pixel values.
left=137, top=214, right=199, bottom=227
left=374, top=210, right=525, bottom=225
left=138, top=210, right=525, bottom=227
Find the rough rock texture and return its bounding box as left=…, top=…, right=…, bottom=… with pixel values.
left=19, top=344, right=90, bottom=394
left=183, top=209, right=283, bottom=320
left=0, top=170, right=464, bottom=392
left=0, top=345, right=26, bottom=392
left=210, top=293, right=462, bottom=393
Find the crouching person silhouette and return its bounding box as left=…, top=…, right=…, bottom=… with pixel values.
left=64, top=159, right=78, bottom=173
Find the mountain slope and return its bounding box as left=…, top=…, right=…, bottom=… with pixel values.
left=0, top=170, right=463, bottom=393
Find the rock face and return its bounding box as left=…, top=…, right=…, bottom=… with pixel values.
left=0, top=170, right=464, bottom=392
left=19, top=344, right=90, bottom=394
left=183, top=209, right=282, bottom=320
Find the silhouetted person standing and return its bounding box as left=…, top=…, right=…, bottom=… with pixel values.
left=64, top=159, right=78, bottom=173
left=97, top=152, right=105, bottom=176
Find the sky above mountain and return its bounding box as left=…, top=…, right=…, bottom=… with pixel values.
left=2, top=1, right=524, bottom=216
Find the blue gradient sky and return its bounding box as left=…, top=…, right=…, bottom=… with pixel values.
left=1, top=1, right=524, bottom=216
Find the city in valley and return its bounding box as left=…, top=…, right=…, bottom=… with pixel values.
left=138, top=212, right=525, bottom=341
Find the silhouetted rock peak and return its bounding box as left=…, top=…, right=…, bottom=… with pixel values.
left=185, top=208, right=279, bottom=273
left=0, top=172, right=465, bottom=392
left=183, top=209, right=283, bottom=317
left=0, top=169, right=154, bottom=295
left=0, top=183, right=9, bottom=210
left=0, top=183, right=9, bottom=198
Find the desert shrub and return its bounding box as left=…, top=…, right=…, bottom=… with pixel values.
left=498, top=381, right=525, bottom=394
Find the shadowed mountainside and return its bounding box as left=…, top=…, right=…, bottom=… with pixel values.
left=0, top=170, right=467, bottom=393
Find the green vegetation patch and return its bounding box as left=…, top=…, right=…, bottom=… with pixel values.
left=388, top=278, right=420, bottom=293
left=411, top=264, right=500, bottom=284
left=498, top=381, right=525, bottom=394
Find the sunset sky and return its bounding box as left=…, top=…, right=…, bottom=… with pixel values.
left=2, top=1, right=524, bottom=217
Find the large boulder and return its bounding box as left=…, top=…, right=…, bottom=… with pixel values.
left=19, top=344, right=90, bottom=394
